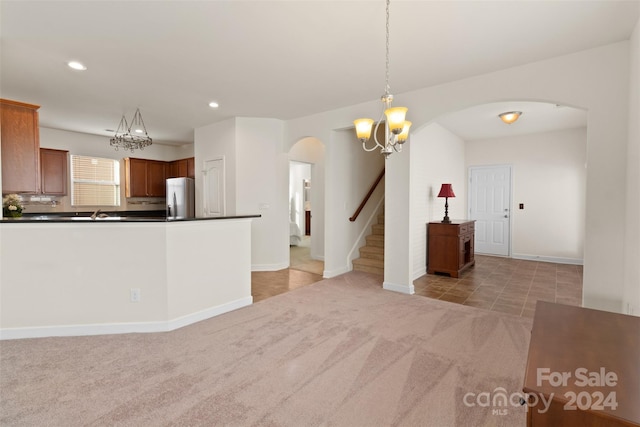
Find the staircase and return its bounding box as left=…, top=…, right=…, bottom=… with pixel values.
left=352, top=210, right=385, bottom=276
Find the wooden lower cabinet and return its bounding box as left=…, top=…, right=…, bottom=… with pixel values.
left=427, top=220, right=475, bottom=278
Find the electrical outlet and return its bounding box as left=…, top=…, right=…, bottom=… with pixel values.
left=130, top=288, right=141, bottom=302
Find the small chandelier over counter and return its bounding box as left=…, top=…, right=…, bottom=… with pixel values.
left=353, top=0, right=411, bottom=159
left=110, top=108, right=153, bottom=152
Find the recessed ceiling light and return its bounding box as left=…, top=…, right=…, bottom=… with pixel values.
left=67, top=61, right=87, bottom=71
left=209, top=101, right=219, bottom=108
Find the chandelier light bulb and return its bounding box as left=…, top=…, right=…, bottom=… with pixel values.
left=385, top=107, right=408, bottom=134
left=397, top=121, right=412, bottom=143
left=354, top=118, right=374, bottom=142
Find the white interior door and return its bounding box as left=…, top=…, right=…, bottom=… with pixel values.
left=203, top=158, right=225, bottom=217
left=469, top=165, right=511, bottom=256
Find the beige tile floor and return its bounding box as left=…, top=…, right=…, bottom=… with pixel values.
left=413, top=255, right=583, bottom=318
left=252, top=245, right=583, bottom=319
left=252, top=236, right=324, bottom=303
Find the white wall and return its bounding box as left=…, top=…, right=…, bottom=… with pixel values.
left=40, top=127, right=192, bottom=161
left=324, top=128, right=385, bottom=277
left=624, top=17, right=640, bottom=315
left=410, top=123, right=466, bottom=279
left=236, top=118, right=289, bottom=271
left=0, top=219, right=254, bottom=338
left=465, top=127, right=587, bottom=263
left=194, top=117, right=289, bottom=271
left=286, top=41, right=633, bottom=314
left=194, top=118, right=237, bottom=216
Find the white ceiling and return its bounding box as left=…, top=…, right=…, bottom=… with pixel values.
left=1, top=1, right=638, bottom=145
left=437, top=101, right=588, bottom=141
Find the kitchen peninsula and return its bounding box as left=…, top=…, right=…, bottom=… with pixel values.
left=0, top=215, right=259, bottom=340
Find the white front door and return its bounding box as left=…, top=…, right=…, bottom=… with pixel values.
left=203, top=158, right=225, bottom=217
left=469, top=165, right=511, bottom=256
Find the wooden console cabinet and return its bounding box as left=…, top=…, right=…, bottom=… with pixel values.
left=427, top=220, right=475, bottom=278
left=524, top=302, right=639, bottom=427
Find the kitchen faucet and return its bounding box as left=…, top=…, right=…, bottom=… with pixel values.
left=90, top=209, right=109, bottom=220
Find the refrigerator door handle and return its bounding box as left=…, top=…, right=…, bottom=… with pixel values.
left=172, top=192, right=178, bottom=219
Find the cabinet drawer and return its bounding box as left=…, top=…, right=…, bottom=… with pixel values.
left=429, top=223, right=462, bottom=236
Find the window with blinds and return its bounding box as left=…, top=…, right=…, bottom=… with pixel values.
left=70, top=155, right=120, bottom=206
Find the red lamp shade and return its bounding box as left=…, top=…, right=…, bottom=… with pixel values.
left=437, top=184, right=455, bottom=198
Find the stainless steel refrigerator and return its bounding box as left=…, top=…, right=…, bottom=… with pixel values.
left=166, top=177, right=195, bottom=219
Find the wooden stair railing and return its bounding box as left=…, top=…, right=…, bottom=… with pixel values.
left=349, top=168, right=385, bottom=222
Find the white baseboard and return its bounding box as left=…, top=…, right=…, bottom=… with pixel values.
left=0, top=296, right=253, bottom=341
left=323, top=266, right=351, bottom=278
left=167, top=296, right=253, bottom=331
left=383, top=281, right=415, bottom=295
left=511, top=253, right=583, bottom=265
left=413, top=266, right=427, bottom=280
left=252, top=262, right=289, bottom=271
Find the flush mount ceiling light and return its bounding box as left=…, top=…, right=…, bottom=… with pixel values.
left=208, top=101, right=219, bottom=108
left=498, top=111, right=522, bottom=124
left=67, top=61, right=87, bottom=71
left=109, top=108, right=152, bottom=152
left=353, top=0, right=411, bottom=159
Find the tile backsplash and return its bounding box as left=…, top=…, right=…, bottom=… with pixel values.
left=19, top=194, right=165, bottom=214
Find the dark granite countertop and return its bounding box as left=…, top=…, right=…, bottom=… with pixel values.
left=1, top=212, right=260, bottom=223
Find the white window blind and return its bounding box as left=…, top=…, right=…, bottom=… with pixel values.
left=70, top=155, right=120, bottom=207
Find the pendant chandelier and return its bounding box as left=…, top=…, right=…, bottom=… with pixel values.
left=110, top=108, right=153, bottom=152
left=353, top=0, right=411, bottom=159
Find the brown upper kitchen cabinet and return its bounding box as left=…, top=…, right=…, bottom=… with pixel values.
left=1, top=99, right=41, bottom=194
left=124, top=158, right=166, bottom=197
left=167, top=158, right=195, bottom=179
left=187, top=157, right=195, bottom=179
left=40, top=148, right=68, bottom=195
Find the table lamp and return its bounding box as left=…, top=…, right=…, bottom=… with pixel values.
left=437, top=184, right=455, bottom=223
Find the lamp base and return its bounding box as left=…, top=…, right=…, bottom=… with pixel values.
left=441, top=217, right=451, bottom=224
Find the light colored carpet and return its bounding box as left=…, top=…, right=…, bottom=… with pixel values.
left=0, top=271, right=532, bottom=426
